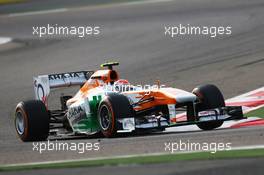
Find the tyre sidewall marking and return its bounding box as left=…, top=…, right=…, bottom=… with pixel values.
left=15, top=104, right=29, bottom=140
left=100, top=100, right=115, bottom=136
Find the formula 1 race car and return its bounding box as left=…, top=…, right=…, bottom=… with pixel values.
left=15, top=62, right=245, bottom=141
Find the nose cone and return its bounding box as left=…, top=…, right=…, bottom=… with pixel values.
left=160, top=88, right=197, bottom=103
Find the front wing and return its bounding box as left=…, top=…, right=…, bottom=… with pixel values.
left=116, top=106, right=245, bottom=132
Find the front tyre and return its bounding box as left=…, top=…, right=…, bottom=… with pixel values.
left=15, top=100, right=50, bottom=141
left=98, top=100, right=116, bottom=137
left=97, top=93, right=134, bottom=137
left=192, top=84, right=225, bottom=130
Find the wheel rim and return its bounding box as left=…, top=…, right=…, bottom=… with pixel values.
left=100, top=105, right=111, bottom=130
left=15, top=111, right=25, bottom=135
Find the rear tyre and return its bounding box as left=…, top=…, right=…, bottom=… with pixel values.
left=97, top=93, right=134, bottom=137
left=15, top=100, right=50, bottom=141
left=192, top=84, right=225, bottom=130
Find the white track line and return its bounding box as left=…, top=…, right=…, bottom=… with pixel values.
left=2, top=144, right=264, bottom=168
left=120, top=0, right=174, bottom=6
left=6, top=0, right=173, bottom=17
left=8, top=8, right=68, bottom=17
left=0, top=37, right=12, bottom=45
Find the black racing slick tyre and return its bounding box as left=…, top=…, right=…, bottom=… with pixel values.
left=15, top=100, right=50, bottom=141
left=192, top=84, right=225, bottom=130
left=97, top=93, right=134, bottom=138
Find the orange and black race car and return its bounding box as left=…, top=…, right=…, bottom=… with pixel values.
left=15, top=62, right=245, bottom=141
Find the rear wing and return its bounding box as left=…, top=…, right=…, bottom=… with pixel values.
left=33, top=71, right=94, bottom=106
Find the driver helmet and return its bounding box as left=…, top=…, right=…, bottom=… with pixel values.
left=114, top=79, right=131, bottom=92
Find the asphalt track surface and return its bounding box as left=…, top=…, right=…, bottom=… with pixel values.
left=0, top=0, right=264, bottom=170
